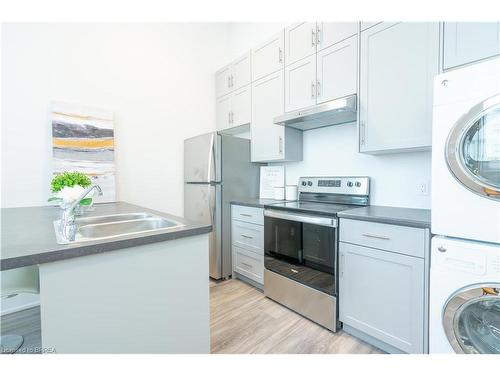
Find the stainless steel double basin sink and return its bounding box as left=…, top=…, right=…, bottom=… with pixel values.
left=54, top=212, right=185, bottom=244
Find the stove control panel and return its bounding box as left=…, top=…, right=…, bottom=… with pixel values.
left=297, top=176, right=370, bottom=196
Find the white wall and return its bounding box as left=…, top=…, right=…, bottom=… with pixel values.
left=227, top=23, right=432, bottom=209
left=1, top=23, right=230, bottom=215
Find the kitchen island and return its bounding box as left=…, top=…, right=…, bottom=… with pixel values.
left=1, top=202, right=212, bottom=354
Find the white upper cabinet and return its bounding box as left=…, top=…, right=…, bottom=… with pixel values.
left=285, top=54, right=317, bottom=112
left=251, top=71, right=285, bottom=162
left=443, top=22, right=500, bottom=70
left=285, top=22, right=318, bottom=66
left=252, top=30, right=285, bottom=81
left=251, top=70, right=302, bottom=162
left=317, top=35, right=357, bottom=104
left=231, top=52, right=252, bottom=90
left=215, top=65, right=232, bottom=98
left=317, top=22, right=358, bottom=51
left=231, top=85, right=251, bottom=128
left=360, top=22, right=382, bottom=31
left=359, top=22, right=439, bottom=153
left=215, top=52, right=251, bottom=98
left=216, top=85, right=251, bottom=132
left=216, top=93, right=233, bottom=131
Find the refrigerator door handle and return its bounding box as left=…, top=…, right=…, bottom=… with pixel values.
left=207, top=133, right=215, bottom=183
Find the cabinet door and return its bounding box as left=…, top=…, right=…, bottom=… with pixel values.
left=317, top=22, right=358, bottom=51
left=360, top=22, right=382, bottom=31
left=231, top=85, right=251, bottom=127
left=339, top=242, right=425, bottom=353
left=443, top=22, right=500, bottom=70
left=317, top=35, right=357, bottom=104
left=285, top=22, right=317, bottom=65
left=285, top=54, right=317, bottom=112
left=359, top=22, right=439, bottom=153
left=215, top=64, right=231, bottom=98
left=216, top=93, right=232, bottom=131
left=252, top=30, right=285, bottom=81
left=251, top=70, right=285, bottom=162
left=232, top=52, right=252, bottom=91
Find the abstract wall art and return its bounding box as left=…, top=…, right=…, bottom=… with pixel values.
left=51, top=101, right=116, bottom=202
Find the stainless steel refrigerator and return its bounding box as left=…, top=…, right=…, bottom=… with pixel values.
left=184, top=132, right=262, bottom=279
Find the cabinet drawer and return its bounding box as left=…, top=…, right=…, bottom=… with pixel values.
left=339, top=218, right=426, bottom=258
left=233, top=246, right=264, bottom=284
left=231, top=205, right=264, bottom=225
left=231, top=220, right=264, bottom=254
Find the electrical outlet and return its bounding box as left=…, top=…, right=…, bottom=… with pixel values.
left=416, top=181, right=429, bottom=196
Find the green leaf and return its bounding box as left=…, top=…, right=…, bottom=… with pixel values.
left=80, top=198, right=92, bottom=206
left=51, top=171, right=92, bottom=193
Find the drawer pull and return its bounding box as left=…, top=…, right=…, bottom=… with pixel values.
left=240, top=213, right=253, bottom=217
left=241, top=234, right=253, bottom=239
left=362, top=233, right=390, bottom=240
left=241, top=262, right=253, bottom=268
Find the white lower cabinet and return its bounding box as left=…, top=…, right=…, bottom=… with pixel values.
left=339, top=218, right=429, bottom=354
left=233, top=246, right=264, bottom=285
left=251, top=70, right=302, bottom=162
left=231, top=204, right=265, bottom=287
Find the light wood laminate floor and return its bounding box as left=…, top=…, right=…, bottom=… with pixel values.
left=210, top=279, right=383, bottom=354
left=1, top=279, right=383, bottom=354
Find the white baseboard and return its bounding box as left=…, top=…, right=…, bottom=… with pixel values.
left=1, top=293, right=40, bottom=316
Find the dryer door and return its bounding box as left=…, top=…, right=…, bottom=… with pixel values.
left=443, top=284, right=500, bottom=354
left=446, top=94, right=500, bottom=200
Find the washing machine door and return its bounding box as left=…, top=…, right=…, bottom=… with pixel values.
left=443, top=284, right=500, bottom=354
left=446, top=94, right=500, bottom=201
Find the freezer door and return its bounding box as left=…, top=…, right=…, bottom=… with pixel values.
left=184, top=183, right=222, bottom=279
left=184, top=132, right=221, bottom=183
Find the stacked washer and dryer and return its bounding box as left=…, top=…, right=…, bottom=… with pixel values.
left=430, top=57, right=500, bottom=354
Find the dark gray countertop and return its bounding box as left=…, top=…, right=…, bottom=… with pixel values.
left=337, top=205, right=431, bottom=228
left=230, top=198, right=288, bottom=208
left=1, top=202, right=212, bottom=271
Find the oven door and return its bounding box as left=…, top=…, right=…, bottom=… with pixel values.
left=264, top=210, right=337, bottom=295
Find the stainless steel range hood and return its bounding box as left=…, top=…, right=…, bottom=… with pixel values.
left=274, top=95, right=357, bottom=131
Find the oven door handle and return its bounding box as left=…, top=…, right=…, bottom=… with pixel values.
left=264, top=210, right=337, bottom=228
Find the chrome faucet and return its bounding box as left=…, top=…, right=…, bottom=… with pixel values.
left=59, top=185, right=103, bottom=242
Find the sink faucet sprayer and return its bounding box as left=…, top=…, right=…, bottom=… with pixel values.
left=60, top=185, right=103, bottom=242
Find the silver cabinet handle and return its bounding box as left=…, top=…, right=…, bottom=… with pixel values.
left=362, top=233, right=391, bottom=240
left=278, top=47, right=283, bottom=63
left=316, top=80, right=321, bottom=97
left=227, top=75, right=231, bottom=89
left=230, top=74, right=234, bottom=88
left=316, top=24, right=321, bottom=45
left=340, top=252, right=345, bottom=277
left=438, top=246, right=447, bottom=253
left=228, top=112, right=231, bottom=125
left=241, top=234, right=253, bottom=239
left=241, top=262, right=253, bottom=268
left=311, top=81, right=316, bottom=98
left=240, top=213, right=252, bottom=217
left=278, top=136, right=283, bottom=154
left=311, top=28, right=316, bottom=46
left=230, top=111, right=234, bottom=124
left=360, top=121, right=366, bottom=146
